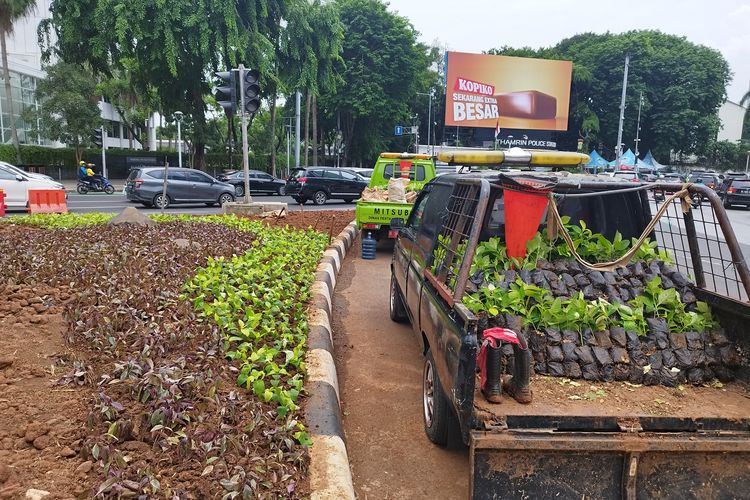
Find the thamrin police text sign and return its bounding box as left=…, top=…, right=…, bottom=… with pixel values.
left=444, top=51, right=572, bottom=131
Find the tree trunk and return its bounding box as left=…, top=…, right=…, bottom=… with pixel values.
left=304, top=93, right=311, bottom=167
left=269, top=90, right=278, bottom=177
left=312, top=95, right=318, bottom=167
left=1, top=30, right=22, bottom=164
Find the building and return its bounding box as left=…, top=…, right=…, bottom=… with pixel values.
left=717, top=100, right=747, bottom=143
left=1, top=1, right=144, bottom=150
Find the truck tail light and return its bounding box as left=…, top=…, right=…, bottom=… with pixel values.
left=363, top=224, right=378, bottom=229
left=728, top=187, right=736, bottom=193
left=297, top=177, right=307, bottom=184
left=133, top=179, right=144, bottom=188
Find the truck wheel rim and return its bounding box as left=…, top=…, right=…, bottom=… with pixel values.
left=315, top=192, right=326, bottom=204
left=424, top=360, right=434, bottom=427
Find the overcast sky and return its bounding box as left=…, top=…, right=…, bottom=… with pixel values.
left=387, top=0, right=750, bottom=105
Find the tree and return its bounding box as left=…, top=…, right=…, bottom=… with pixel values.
left=0, top=0, right=36, bottom=164
left=277, top=0, right=343, bottom=170
left=25, top=62, right=102, bottom=162
left=40, top=0, right=280, bottom=169
left=322, top=0, right=431, bottom=165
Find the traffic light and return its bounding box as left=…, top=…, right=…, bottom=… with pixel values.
left=93, top=128, right=103, bottom=148
left=214, top=71, right=237, bottom=116
left=243, top=69, right=261, bottom=114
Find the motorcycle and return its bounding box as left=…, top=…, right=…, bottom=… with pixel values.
left=77, top=176, right=116, bottom=195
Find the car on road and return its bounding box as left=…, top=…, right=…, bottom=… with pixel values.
left=350, top=167, right=374, bottom=179
left=610, top=171, right=640, bottom=182
left=688, top=172, right=720, bottom=190
left=0, top=161, right=55, bottom=182
left=0, top=163, right=66, bottom=209
left=717, top=176, right=750, bottom=209
left=218, top=169, right=286, bottom=197
left=660, top=172, right=686, bottom=183
left=285, top=166, right=368, bottom=205
left=125, top=167, right=235, bottom=209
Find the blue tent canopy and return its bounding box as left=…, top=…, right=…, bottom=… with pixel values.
left=585, top=150, right=608, bottom=168
left=642, top=150, right=665, bottom=170
left=609, top=149, right=637, bottom=168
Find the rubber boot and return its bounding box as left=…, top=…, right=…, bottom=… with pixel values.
left=482, top=344, right=503, bottom=404
left=504, top=340, right=533, bottom=404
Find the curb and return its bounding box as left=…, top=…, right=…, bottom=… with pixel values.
left=305, top=221, right=358, bottom=499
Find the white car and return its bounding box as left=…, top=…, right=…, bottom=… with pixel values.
left=0, top=164, right=66, bottom=209
left=0, top=161, right=55, bottom=182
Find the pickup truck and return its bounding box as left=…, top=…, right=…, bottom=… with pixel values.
left=355, top=153, right=436, bottom=240
left=389, top=152, right=750, bottom=498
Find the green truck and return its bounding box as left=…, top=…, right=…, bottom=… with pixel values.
left=355, top=153, right=437, bottom=239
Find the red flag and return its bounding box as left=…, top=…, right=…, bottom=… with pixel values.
left=495, top=120, right=500, bottom=139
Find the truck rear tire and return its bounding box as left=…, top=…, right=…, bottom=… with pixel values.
left=423, top=349, right=459, bottom=446
left=389, top=274, right=408, bottom=322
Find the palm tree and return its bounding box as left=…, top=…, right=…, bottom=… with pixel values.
left=0, top=0, right=36, bottom=164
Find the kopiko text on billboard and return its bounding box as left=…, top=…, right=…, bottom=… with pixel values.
left=445, top=51, right=573, bottom=132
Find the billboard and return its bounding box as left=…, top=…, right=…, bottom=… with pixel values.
left=444, top=51, right=573, bottom=131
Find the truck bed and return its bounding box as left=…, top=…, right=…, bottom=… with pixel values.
left=474, top=374, right=750, bottom=421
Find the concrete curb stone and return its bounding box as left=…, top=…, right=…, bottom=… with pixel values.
left=305, top=221, right=358, bottom=499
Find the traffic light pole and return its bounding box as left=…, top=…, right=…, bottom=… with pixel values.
left=238, top=65, right=251, bottom=204
left=100, top=125, right=107, bottom=178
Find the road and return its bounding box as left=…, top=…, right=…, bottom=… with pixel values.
left=6, top=192, right=354, bottom=216
left=332, top=243, right=469, bottom=499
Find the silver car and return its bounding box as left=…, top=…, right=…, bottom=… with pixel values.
left=125, top=167, right=235, bottom=209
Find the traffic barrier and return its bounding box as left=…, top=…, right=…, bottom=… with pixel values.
left=0, top=189, right=5, bottom=217
left=27, top=189, right=68, bottom=214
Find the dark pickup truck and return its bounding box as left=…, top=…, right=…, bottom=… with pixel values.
left=389, top=166, right=750, bottom=498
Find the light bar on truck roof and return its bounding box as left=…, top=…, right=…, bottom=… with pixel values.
left=380, top=152, right=432, bottom=160
left=437, top=149, right=590, bottom=166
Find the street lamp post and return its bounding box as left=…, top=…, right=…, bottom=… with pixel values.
left=173, top=111, right=184, bottom=168
left=417, top=91, right=433, bottom=156
left=634, top=91, right=643, bottom=158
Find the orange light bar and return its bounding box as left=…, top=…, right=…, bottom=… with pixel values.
left=380, top=152, right=432, bottom=160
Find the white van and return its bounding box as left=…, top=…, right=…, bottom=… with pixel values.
left=0, top=164, right=66, bottom=209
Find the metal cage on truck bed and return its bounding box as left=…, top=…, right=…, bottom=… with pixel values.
left=419, top=174, right=750, bottom=499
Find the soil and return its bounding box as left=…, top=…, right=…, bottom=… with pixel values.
left=474, top=374, right=750, bottom=419
left=331, top=240, right=469, bottom=499
left=249, top=209, right=354, bottom=238
left=0, top=285, right=90, bottom=498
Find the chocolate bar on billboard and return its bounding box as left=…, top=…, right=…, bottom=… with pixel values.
left=495, top=90, right=557, bottom=119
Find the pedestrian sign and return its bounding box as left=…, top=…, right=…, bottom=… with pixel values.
left=394, top=125, right=403, bottom=136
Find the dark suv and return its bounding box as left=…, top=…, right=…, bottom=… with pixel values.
left=285, top=167, right=368, bottom=205
left=717, top=177, right=750, bottom=209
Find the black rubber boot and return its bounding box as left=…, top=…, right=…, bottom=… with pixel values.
left=505, top=335, right=533, bottom=404
left=482, top=344, right=503, bottom=404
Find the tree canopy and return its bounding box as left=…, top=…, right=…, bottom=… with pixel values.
left=25, top=61, right=102, bottom=162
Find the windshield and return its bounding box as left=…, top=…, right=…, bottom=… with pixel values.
left=290, top=169, right=306, bottom=180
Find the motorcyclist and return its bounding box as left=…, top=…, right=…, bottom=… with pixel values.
left=86, top=163, right=105, bottom=190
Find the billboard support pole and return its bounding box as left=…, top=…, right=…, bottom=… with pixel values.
left=615, top=53, right=630, bottom=172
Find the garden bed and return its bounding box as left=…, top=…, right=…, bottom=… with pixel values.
left=0, top=214, right=333, bottom=497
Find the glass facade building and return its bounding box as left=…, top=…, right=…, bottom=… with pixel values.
left=0, top=68, right=53, bottom=146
